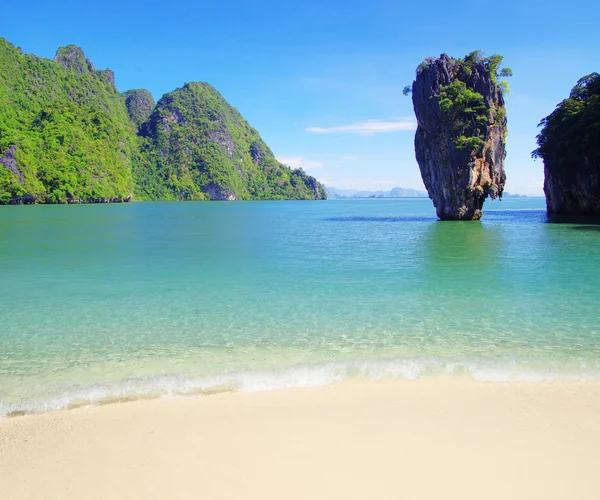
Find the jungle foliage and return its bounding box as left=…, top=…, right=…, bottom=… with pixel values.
left=0, top=37, right=325, bottom=203
left=437, top=51, right=511, bottom=154
left=136, top=82, right=325, bottom=201
left=532, top=73, right=600, bottom=174
left=406, top=51, right=511, bottom=156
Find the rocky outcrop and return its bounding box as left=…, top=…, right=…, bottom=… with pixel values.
left=123, top=89, right=155, bottom=128
left=66, top=194, right=132, bottom=204
left=0, top=145, right=23, bottom=184
left=249, top=141, right=265, bottom=166
left=205, top=183, right=237, bottom=201
left=54, top=45, right=116, bottom=91
left=54, top=45, right=93, bottom=74
left=533, top=73, right=600, bottom=215
left=410, top=53, right=508, bottom=220
left=543, top=159, right=600, bottom=215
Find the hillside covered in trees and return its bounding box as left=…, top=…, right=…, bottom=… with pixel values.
left=0, top=37, right=325, bottom=203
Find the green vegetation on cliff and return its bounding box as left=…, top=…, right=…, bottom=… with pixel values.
left=405, top=51, right=511, bottom=156
left=435, top=51, right=510, bottom=155
left=136, top=82, right=325, bottom=200
left=123, top=89, right=155, bottom=128
left=0, top=37, right=325, bottom=203
left=532, top=72, right=600, bottom=214
left=408, top=51, right=509, bottom=220
left=532, top=73, right=600, bottom=168
left=0, top=38, right=136, bottom=203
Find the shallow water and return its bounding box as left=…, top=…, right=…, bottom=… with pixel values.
left=1, top=198, right=599, bottom=416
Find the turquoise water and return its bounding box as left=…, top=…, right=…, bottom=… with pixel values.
left=1, top=198, right=599, bottom=416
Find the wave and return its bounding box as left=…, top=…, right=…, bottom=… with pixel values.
left=2, top=356, right=600, bottom=418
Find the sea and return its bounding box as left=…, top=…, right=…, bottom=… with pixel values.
left=1, top=197, right=599, bottom=417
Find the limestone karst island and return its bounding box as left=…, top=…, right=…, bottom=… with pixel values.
left=0, top=38, right=326, bottom=204
left=533, top=72, right=600, bottom=216
left=406, top=51, right=510, bottom=220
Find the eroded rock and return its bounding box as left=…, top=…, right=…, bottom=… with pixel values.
left=410, top=52, right=509, bottom=220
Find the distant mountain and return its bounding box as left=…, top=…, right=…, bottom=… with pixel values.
left=324, top=186, right=428, bottom=199
left=325, top=185, right=528, bottom=199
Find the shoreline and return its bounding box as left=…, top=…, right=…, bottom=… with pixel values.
left=2, top=379, right=599, bottom=499
left=5, top=351, right=600, bottom=419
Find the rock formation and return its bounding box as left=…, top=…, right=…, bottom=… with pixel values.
left=54, top=45, right=116, bottom=89
left=533, top=73, right=600, bottom=215
left=123, top=89, right=155, bottom=128
left=410, top=52, right=509, bottom=220
left=0, top=36, right=326, bottom=204
left=138, top=82, right=326, bottom=201
left=0, top=145, right=23, bottom=184
left=0, top=38, right=134, bottom=204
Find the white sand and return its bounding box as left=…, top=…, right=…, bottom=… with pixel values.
left=1, top=380, right=599, bottom=499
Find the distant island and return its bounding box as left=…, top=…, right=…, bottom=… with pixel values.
left=325, top=186, right=526, bottom=199
left=0, top=38, right=326, bottom=204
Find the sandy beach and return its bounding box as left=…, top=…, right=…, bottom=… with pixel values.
left=1, top=380, right=599, bottom=500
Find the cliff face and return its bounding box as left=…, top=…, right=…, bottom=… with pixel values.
left=123, top=89, right=155, bottom=128
left=54, top=45, right=117, bottom=89
left=544, top=159, right=600, bottom=215
left=533, top=73, right=600, bottom=215
left=136, top=82, right=326, bottom=201
left=411, top=53, right=508, bottom=220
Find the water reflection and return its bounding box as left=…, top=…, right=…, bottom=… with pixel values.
left=417, top=220, right=504, bottom=279
left=484, top=209, right=546, bottom=224
left=325, top=215, right=436, bottom=223
left=546, top=213, right=600, bottom=225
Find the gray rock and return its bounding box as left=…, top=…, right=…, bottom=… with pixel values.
left=0, top=145, right=23, bottom=184
left=123, top=89, right=155, bottom=128
left=536, top=73, right=600, bottom=216
left=411, top=54, right=507, bottom=220
left=54, top=45, right=93, bottom=74
left=205, top=183, right=237, bottom=200
left=544, top=157, right=600, bottom=215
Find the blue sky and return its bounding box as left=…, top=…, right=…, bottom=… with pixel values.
left=3, top=0, right=598, bottom=194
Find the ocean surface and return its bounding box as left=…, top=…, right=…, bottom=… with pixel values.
left=1, top=198, right=599, bottom=416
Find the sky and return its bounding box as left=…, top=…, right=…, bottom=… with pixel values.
left=2, top=0, right=599, bottom=195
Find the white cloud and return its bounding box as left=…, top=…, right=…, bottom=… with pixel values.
left=306, top=118, right=417, bottom=136
left=277, top=156, right=324, bottom=170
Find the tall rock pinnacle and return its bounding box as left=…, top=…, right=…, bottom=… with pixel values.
left=409, top=52, right=510, bottom=220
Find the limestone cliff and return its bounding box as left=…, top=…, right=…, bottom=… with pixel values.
left=0, top=38, right=136, bottom=204
left=123, top=89, right=155, bottom=129
left=0, top=36, right=326, bottom=204
left=54, top=45, right=116, bottom=90
left=136, top=82, right=327, bottom=201
left=410, top=52, right=509, bottom=220
left=533, top=73, right=600, bottom=215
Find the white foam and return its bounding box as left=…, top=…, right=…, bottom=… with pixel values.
left=2, top=356, right=600, bottom=418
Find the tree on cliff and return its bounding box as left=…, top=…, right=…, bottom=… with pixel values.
left=532, top=73, right=600, bottom=215
left=532, top=72, right=600, bottom=165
